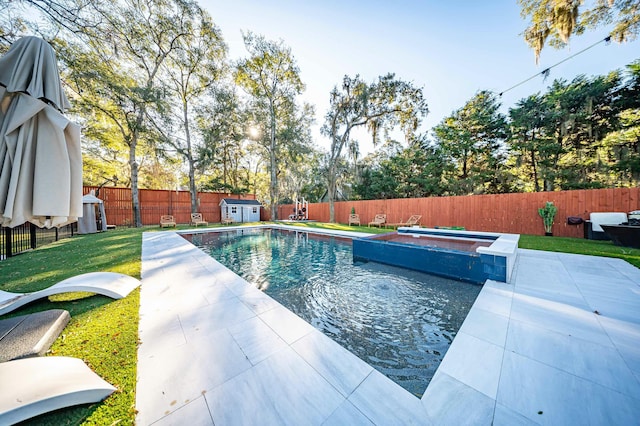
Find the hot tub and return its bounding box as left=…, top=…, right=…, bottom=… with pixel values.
left=353, top=227, right=519, bottom=284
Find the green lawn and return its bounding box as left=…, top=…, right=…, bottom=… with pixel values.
left=1, top=222, right=638, bottom=425
left=0, top=227, right=146, bottom=426
left=518, top=234, right=640, bottom=268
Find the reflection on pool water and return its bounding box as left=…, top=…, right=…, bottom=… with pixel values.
left=370, top=232, right=493, bottom=252
left=185, top=228, right=481, bottom=397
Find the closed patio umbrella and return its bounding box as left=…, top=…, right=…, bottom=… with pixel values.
left=0, top=36, right=82, bottom=228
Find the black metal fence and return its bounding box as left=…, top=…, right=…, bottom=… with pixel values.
left=0, top=222, right=76, bottom=261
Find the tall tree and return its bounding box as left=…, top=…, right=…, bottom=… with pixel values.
left=198, top=85, right=250, bottom=194
left=95, top=0, right=206, bottom=226
left=508, top=94, right=556, bottom=191
left=235, top=32, right=307, bottom=220
left=354, top=139, right=447, bottom=200
left=544, top=74, right=621, bottom=189
left=159, top=6, right=227, bottom=212
left=322, top=74, right=428, bottom=222
left=44, top=0, right=205, bottom=226
left=276, top=102, right=317, bottom=203
left=433, top=91, right=508, bottom=195
left=600, top=60, right=640, bottom=185
left=519, top=0, right=640, bottom=61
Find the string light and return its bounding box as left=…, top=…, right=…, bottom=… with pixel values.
left=499, top=35, right=612, bottom=97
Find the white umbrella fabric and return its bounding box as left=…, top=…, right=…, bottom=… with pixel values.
left=0, top=36, right=82, bottom=228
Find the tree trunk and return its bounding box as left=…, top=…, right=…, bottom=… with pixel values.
left=183, top=100, right=197, bottom=213
left=269, top=105, right=278, bottom=220
left=129, top=141, right=141, bottom=227
left=327, top=163, right=337, bottom=223
left=188, top=162, right=197, bottom=213
left=270, top=150, right=277, bottom=220
left=530, top=148, right=540, bottom=192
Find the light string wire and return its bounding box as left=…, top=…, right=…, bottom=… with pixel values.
left=498, top=35, right=612, bottom=96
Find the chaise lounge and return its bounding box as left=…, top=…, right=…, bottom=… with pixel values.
left=387, top=214, right=422, bottom=229
left=0, top=272, right=141, bottom=316
left=0, top=356, right=116, bottom=424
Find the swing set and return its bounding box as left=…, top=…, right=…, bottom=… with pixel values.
left=288, top=198, right=309, bottom=221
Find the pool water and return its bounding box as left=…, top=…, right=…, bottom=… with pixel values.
left=187, top=228, right=481, bottom=397
left=371, top=233, right=493, bottom=252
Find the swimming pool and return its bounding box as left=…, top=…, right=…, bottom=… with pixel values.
left=184, top=228, right=481, bottom=397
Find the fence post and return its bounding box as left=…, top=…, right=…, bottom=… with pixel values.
left=55, top=227, right=59, bottom=241
left=5, top=227, right=12, bottom=258
left=30, top=223, right=37, bottom=249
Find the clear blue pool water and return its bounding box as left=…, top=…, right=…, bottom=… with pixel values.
left=187, top=228, right=481, bottom=397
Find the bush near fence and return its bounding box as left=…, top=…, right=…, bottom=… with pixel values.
left=84, top=187, right=269, bottom=226
left=278, top=188, right=640, bottom=238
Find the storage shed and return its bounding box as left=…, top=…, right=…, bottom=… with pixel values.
left=219, top=198, right=262, bottom=223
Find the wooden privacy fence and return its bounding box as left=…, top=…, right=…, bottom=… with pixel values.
left=84, top=187, right=264, bottom=226
left=278, top=188, right=640, bottom=238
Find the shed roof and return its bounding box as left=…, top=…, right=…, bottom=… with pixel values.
left=219, top=198, right=262, bottom=206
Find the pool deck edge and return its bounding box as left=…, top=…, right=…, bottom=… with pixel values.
left=136, top=229, right=640, bottom=425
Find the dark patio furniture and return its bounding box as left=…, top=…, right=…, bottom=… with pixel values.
left=600, top=224, right=640, bottom=249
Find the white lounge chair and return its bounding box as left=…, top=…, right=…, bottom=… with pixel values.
left=0, top=272, right=140, bottom=316
left=0, top=356, right=116, bottom=424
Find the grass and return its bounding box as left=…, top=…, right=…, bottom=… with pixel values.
left=1, top=222, right=638, bottom=425
left=518, top=234, right=640, bottom=268
left=1, top=227, right=146, bottom=426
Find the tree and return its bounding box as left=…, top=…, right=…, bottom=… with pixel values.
left=159, top=6, right=227, bottom=212
left=198, top=85, right=250, bottom=194
left=235, top=32, right=309, bottom=220
left=96, top=0, right=209, bottom=226
left=600, top=60, right=640, bottom=185
left=519, top=0, right=640, bottom=61
left=276, top=103, right=317, bottom=203
left=353, top=138, right=448, bottom=200
left=41, top=0, right=206, bottom=226
left=544, top=74, right=621, bottom=189
left=508, top=94, right=556, bottom=191
left=433, top=91, right=508, bottom=195
left=322, top=74, right=428, bottom=222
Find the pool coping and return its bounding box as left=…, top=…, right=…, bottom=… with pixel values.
left=136, top=225, right=640, bottom=425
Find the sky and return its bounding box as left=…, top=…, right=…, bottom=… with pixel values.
left=200, top=0, right=640, bottom=154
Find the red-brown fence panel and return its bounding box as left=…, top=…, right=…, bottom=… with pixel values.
left=278, top=188, right=640, bottom=237
left=83, top=187, right=257, bottom=226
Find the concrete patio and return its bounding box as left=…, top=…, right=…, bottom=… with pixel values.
left=136, top=226, right=640, bottom=425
